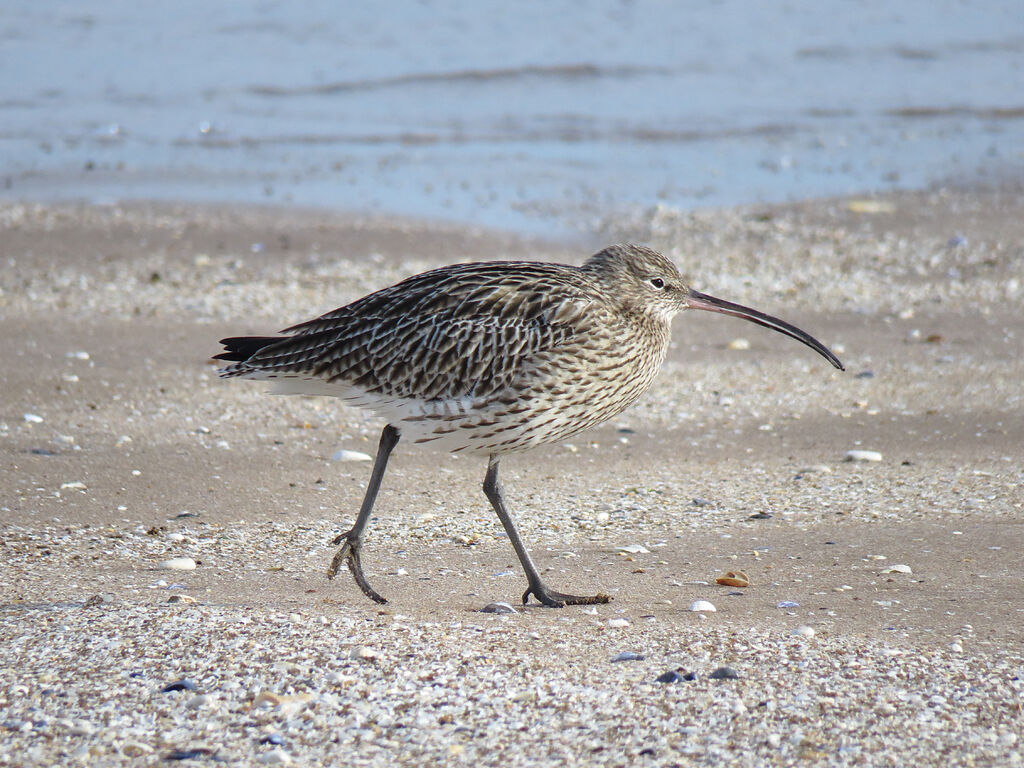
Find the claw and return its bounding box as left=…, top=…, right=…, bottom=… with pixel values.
left=522, top=582, right=611, bottom=607
left=327, top=532, right=388, bottom=604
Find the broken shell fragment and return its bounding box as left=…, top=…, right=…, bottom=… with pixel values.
left=881, top=564, right=913, bottom=575
left=715, top=570, right=749, bottom=588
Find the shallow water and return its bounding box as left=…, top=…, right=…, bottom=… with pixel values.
left=3, top=1, right=1022, bottom=234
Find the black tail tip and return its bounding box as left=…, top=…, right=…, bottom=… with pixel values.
left=213, top=336, right=283, bottom=363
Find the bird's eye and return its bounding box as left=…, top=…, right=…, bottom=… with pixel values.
left=649, top=277, right=665, bottom=289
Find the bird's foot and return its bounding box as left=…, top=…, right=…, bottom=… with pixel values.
left=522, top=581, right=611, bottom=608
left=327, top=531, right=388, bottom=604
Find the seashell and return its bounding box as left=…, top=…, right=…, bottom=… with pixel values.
left=715, top=570, right=749, bottom=588
left=844, top=449, right=883, bottom=462
left=688, top=600, right=716, bottom=612
left=881, top=564, right=912, bottom=575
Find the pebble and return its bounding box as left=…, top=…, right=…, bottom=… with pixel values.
left=167, top=595, right=197, bottom=605
left=791, top=625, right=816, bottom=638
left=160, top=558, right=197, bottom=571
left=256, top=748, right=292, bottom=765
left=727, top=337, right=751, bottom=350
left=610, top=651, right=645, bottom=662
left=60, top=481, right=87, bottom=491
left=948, top=642, right=964, bottom=653
left=798, top=464, right=833, bottom=474
left=65, top=351, right=90, bottom=360
left=688, top=600, right=716, bottom=612
left=166, top=749, right=214, bottom=761
left=655, top=669, right=695, bottom=683
left=82, top=593, right=114, bottom=608
left=607, top=618, right=631, bottom=628
left=777, top=601, right=799, bottom=609
left=480, top=602, right=517, bottom=614
left=881, top=564, right=913, bottom=575
left=709, top=666, right=740, bottom=680
left=844, top=449, right=883, bottom=462
left=185, top=694, right=212, bottom=710
left=160, top=679, right=198, bottom=693
left=331, top=449, right=373, bottom=462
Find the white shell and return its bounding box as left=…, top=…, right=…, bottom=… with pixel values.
left=844, top=449, right=883, bottom=462
left=160, top=557, right=197, bottom=571
left=688, top=600, right=717, bottom=612
left=881, top=564, right=913, bottom=575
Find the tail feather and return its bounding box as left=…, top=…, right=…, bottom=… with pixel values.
left=214, top=336, right=285, bottom=363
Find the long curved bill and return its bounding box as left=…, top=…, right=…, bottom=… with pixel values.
left=686, top=289, right=845, bottom=371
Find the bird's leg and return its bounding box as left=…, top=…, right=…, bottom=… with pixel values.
left=327, top=424, right=400, bottom=604
left=483, top=456, right=610, bottom=607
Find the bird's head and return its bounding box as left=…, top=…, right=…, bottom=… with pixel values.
left=582, top=243, right=844, bottom=370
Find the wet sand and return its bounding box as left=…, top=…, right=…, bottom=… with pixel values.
left=2, top=191, right=1022, bottom=765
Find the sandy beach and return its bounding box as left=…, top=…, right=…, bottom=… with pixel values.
left=2, top=189, right=1022, bottom=765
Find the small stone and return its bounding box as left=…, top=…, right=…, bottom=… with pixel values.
left=66, top=351, right=91, bottom=360
left=948, top=642, right=963, bottom=653
left=331, top=449, right=373, bottom=462
left=353, top=646, right=379, bottom=660
left=160, top=679, right=198, bottom=693
left=727, top=337, right=751, bottom=350
left=748, top=512, right=772, bottom=520
left=791, top=625, right=816, bottom=638
left=160, top=558, right=197, bottom=571
left=688, top=600, right=716, bottom=612
left=256, top=748, right=292, bottom=765
left=798, top=464, right=833, bottom=474
left=480, top=602, right=517, bottom=614
left=881, top=564, right=912, bottom=575
left=709, top=666, right=740, bottom=680
left=60, top=481, right=86, bottom=491
left=876, top=703, right=897, bottom=716
left=259, top=734, right=286, bottom=746
left=655, top=669, right=694, bottom=683
left=168, top=595, right=197, bottom=605
left=185, top=694, right=212, bottom=710
left=844, top=449, right=883, bottom=462
left=607, top=618, right=630, bottom=628
left=166, top=749, right=214, bottom=761
left=611, top=651, right=645, bottom=662
left=776, top=601, right=799, bottom=609
left=82, top=593, right=114, bottom=608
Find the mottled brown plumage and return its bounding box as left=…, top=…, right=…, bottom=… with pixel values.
left=217, top=244, right=843, bottom=606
